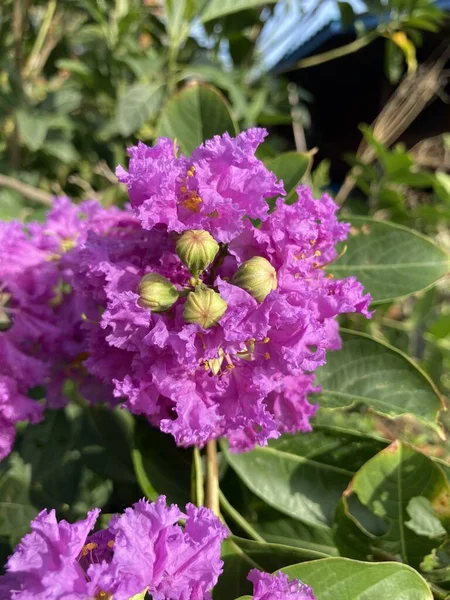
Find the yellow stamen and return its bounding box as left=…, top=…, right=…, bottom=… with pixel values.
left=182, top=192, right=202, bottom=212
left=107, top=540, right=115, bottom=549
left=187, top=166, right=196, bottom=177
left=96, top=592, right=113, bottom=600
left=81, top=542, right=98, bottom=557
left=264, top=352, right=270, bottom=360
left=314, top=250, right=321, bottom=257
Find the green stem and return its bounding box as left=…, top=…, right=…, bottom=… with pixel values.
left=429, top=582, right=449, bottom=600
left=279, top=31, right=380, bottom=72
left=191, top=446, right=204, bottom=506
left=219, top=490, right=266, bottom=543
left=205, top=439, right=220, bottom=515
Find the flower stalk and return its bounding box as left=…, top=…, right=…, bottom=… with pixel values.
left=205, top=439, right=220, bottom=516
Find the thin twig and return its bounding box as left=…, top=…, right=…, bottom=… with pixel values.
left=0, top=174, right=53, bottom=205
left=23, top=0, right=58, bottom=79
left=94, top=160, right=119, bottom=184
left=277, top=31, right=379, bottom=73
left=11, top=0, right=25, bottom=169
left=205, top=439, right=220, bottom=515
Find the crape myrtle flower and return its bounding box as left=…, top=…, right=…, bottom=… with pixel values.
left=0, top=198, right=127, bottom=460
left=0, top=496, right=228, bottom=600
left=248, top=569, right=316, bottom=600
left=72, top=129, right=371, bottom=451
left=115, top=129, right=285, bottom=243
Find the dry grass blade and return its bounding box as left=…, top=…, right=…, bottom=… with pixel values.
left=336, top=49, right=450, bottom=205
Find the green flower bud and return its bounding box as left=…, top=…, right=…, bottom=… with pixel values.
left=183, top=288, right=227, bottom=329
left=138, top=273, right=179, bottom=313
left=176, top=230, right=219, bottom=276
left=232, top=256, right=277, bottom=303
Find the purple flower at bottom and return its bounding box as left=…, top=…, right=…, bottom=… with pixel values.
left=248, top=569, right=316, bottom=600
left=0, top=496, right=227, bottom=600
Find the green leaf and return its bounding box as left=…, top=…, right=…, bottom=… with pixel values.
left=132, top=418, right=192, bottom=505
left=330, top=217, right=450, bottom=303
left=215, top=536, right=324, bottom=600
left=16, top=110, right=48, bottom=151
left=334, top=441, right=450, bottom=567
left=222, top=439, right=352, bottom=527
left=77, top=406, right=136, bottom=484
left=314, top=329, right=444, bottom=431
left=116, top=83, right=162, bottom=137
left=156, top=82, right=238, bottom=155
left=55, top=59, right=92, bottom=77
left=200, top=0, right=277, bottom=22
left=44, top=139, right=80, bottom=164
left=263, top=152, right=311, bottom=205
left=406, top=497, right=447, bottom=538
left=0, top=454, right=37, bottom=547
left=20, top=410, right=82, bottom=510
left=281, top=557, right=433, bottom=600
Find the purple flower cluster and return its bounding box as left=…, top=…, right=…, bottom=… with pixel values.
left=0, top=496, right=228, bottom=600
left=0, top=497, right=316, bottom=600
left=0, top=198, right=125, bottom=460
left=0, top=128, right=371, bottom=459
left=69, top=128, right=371, bottom=451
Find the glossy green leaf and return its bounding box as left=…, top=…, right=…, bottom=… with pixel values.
left=132, top=418, right=192, bottom=505
left=330, top=217, right=449, bottom=303
left=215, top=536, right=324, bottom=600
left=222, top=439, right=352, bottom=527
left=156, top=82, right=238, bottom=155
left=263, top=152, right=311, bottom=205
left=116, top=83, right=162, bottom=136
left=334, top=441, right=450, bottom=567
left=280, top=558, right=433, bottom=600
left=314, top=330, right=444, bottom=431
left=200, top=0, right=277, bottom=22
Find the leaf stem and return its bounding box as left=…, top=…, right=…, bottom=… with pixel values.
left=205, top=439, right=220, bottom=515
left=219, top=490, right=266, bottom=543
left=429, top=582, right=449, bottom=600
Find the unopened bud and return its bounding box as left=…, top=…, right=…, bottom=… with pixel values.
left=176, top=230, right=219, bottom=276
left=232, top=256, right=277, bottom=303
left=183, top=288, right=227, bottom=329
left=138, top=273, right=178, bottom=313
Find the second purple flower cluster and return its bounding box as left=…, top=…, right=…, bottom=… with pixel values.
left=0, top=496, right=316, bottom=600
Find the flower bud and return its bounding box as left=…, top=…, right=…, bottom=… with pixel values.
left=138, top=273, right=179, bottom=313
left=176, top=230, right=219, bottom=276
left=232, top=256, right=277, bottom=303
left=183, top=288, right=227, bottom=329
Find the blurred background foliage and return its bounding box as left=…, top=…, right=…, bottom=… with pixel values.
left=1, top=0, right=450, bottom=597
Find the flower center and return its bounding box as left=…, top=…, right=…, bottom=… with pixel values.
left=179, top=166, right=202, bottom=212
